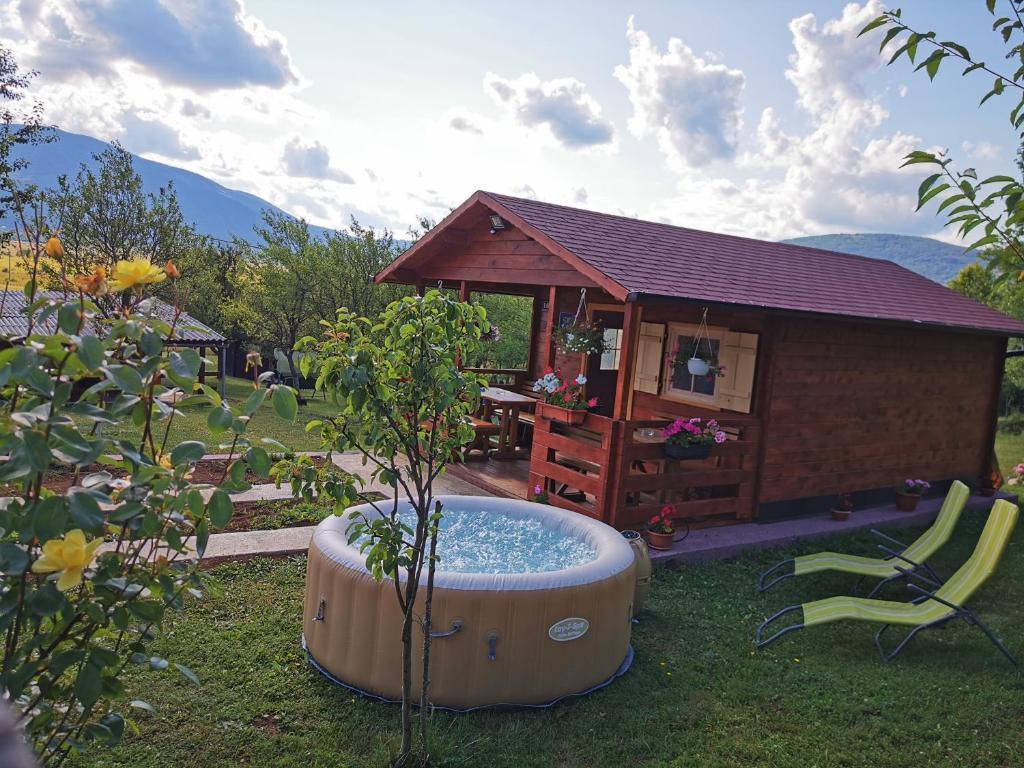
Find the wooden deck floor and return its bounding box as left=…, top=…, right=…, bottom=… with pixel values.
left=445, top=456, right=531, bottom=499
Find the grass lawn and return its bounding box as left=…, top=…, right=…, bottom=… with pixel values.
left=99, top=376, right=336, bottom=453
left=995, top=430, right=1024, bottom=500
left=66, top=512, right=1024, bottom=768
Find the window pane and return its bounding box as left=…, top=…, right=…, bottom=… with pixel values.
left=691, top=339, right=720, bottom=395
left=600, top=328, right=622, bottom=370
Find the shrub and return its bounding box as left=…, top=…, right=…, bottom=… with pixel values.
left=0, top=247, right=297, bottom=764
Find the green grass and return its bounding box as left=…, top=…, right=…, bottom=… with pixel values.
left=67, top=513, right=1024, bottom=768
left=99, top=376, right=336, bottom=452
left=995, top=430, right=1024, bottom=500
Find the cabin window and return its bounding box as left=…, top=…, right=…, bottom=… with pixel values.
left=662, top=324, right=726, bottom=405
left=599, top=328, right=623, bottom=370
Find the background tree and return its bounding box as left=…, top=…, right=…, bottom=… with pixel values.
left=0, top=44, right=53, bottom=291
left=227, top=210, right=326, bottom=384
left=318, top=219, right=409, bottom=320
left=860, top=3, right=1024, bottom=275
left=44, top=145, right=200, bottom=312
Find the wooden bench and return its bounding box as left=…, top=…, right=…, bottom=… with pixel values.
left=422, top=416, right=500, bottom=461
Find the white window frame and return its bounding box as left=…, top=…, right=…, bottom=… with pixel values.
left=599, top=327, right=623, bottom=370
left=660, top=323, right=727, bottom=406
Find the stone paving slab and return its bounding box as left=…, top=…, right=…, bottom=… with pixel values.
left=649, top=491, right=1012, bottom=565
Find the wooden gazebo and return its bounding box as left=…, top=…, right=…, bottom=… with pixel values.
left=377, top=191, right=1024, bottom=530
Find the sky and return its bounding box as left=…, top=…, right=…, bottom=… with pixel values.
left=0, top=0, right=1018, bottom=242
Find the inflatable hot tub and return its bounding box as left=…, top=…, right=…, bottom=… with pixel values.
left=302, top=495, right=636, bottom=709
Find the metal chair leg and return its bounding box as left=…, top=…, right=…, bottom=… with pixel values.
left=962, top=609, right=1021, bottom=670
left=755, top=605, right=805, bottom=648
left=757, top=559, right=795, bottom=593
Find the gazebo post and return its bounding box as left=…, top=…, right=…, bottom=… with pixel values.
left=612, top=301, right=640, bottom=420
left=197, top=345, right=206, bottom=386
left=219, top=345, right=227, bottom=399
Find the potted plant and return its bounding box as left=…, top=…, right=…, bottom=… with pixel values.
left=532, top=369, right=597, bottom=425
left=832, top=493, right=854, bottom=521
left=667, top=337, right=727, bottom=378
left=531, top=483, right=550, bottom=504
left=662, top=417, right=726, bottom=460
left=553, top=320, right=606, bottom=355
left=645, top=505, right=676, bottom=550
left=895, top=478, right=930, bottom=511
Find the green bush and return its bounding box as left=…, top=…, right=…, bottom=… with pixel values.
left=0, top=250, right=297, bottom=764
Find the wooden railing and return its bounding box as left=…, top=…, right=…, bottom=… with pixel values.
left=465, top=368, right=530, bottom=390
left=528, top=407, right=762, bottom=529
left=611, top=416, right=761, bottom=529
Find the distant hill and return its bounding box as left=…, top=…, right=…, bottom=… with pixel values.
left=5, top=127, right=331, bottom=243
left=781, top=233, right=975, bottom=284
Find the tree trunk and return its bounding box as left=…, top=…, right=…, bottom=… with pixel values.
left=419, top=501, right=442, bottom=752
left=397, top=597, right=416, bottom=766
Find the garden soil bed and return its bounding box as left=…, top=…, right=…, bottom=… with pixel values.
left=223, top=493, right=387, bottom=534
left=2, top=456, right=330, bottom=495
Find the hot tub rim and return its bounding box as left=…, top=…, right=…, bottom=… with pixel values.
left=312, top=495, right=636, bottom=591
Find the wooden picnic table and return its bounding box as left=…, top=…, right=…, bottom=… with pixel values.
left=481, top=386, right=535, bottom=460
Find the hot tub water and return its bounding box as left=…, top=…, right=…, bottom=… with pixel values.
left=356, top=506, right=598, bottom=574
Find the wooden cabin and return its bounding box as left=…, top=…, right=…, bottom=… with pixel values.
left=376, top=191, right=1024, bottom=530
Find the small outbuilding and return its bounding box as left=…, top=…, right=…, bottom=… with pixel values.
left=0, top=290, right=229, bottom=396
left=377, top=191, right=1024, bottom=529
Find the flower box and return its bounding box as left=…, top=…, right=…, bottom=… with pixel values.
left=538, top=402, right=587, bottom=425
left=664, top=443, right=712, bottom=460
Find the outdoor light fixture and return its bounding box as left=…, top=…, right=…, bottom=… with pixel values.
left=489, top=214, right=506, bottom=234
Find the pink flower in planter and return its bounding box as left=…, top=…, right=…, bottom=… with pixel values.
left=534, top=484, right=543, bottom=495
left=588, top=397, right=598, bottom=408
left=714, top=431, right=727, bottom=444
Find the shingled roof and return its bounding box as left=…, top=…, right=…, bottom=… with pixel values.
left=383, top=190, right=1024, bottom=336
left=0, top=291, right=226, bottom=344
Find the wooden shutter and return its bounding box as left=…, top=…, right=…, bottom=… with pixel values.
left=633, top=322, right=665, bottom=394
left=715, top=332, right=758, bottom=413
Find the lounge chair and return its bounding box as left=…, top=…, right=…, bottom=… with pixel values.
left=757, top=480, right=970, bottom=595
left=755, top=499, right=1019, bottom=667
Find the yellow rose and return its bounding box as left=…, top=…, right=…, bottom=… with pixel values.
left=109, top=257, right=168, bottom=292
left=45, top=236, right=64, bottom=259
left=31, top=529, right=103, bottom=591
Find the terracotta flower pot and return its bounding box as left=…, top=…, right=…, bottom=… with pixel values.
left=664, top=442, right=712, bottom=460
left=832, top=508, right=852, bottom=522
left=539, top=402, right=587, bottom=425
left=895, top=491, right=920, bottom=512
left=645, top=529, right=675, bottom=550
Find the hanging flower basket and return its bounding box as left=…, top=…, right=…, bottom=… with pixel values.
left=553, top=288, right=607, bottom=355
left=553, top=321, right=606, bottom=355
left=686, top=357, right=710, bottom=376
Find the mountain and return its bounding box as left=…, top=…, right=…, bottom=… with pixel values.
left=6, top=127, right=331, bottom=243
left=781, top=233, right=974, bottom=285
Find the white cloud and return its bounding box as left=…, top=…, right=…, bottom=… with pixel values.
left=614, top=17, right=745, bottom=168
left=724, top=0, right=930, bottom=236
left=449, top=114, right=483, bottom=135
left=280, top=138, right=354, bottom=184
left=572, top=186, right=588, bottom=204
left=962, top=140, right=1001, bottom=161
left=483, top=71, right=614, bottom=149
left=119, top=113, right=199, bottom=160
left=6, top=0, right=299, bottom=91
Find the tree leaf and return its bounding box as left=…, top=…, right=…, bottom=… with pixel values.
left=272, top=385, right=298, bottom=421
left=170, top=440, right=207, bottom=465
left=206, top=405, right=234, bottom=435
left=208, top=488, right=233, bottom=529
left=75, top=662, right=103, bottom=710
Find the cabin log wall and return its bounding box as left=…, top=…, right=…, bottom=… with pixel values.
left=756, top=317, right=1004, bottom=504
